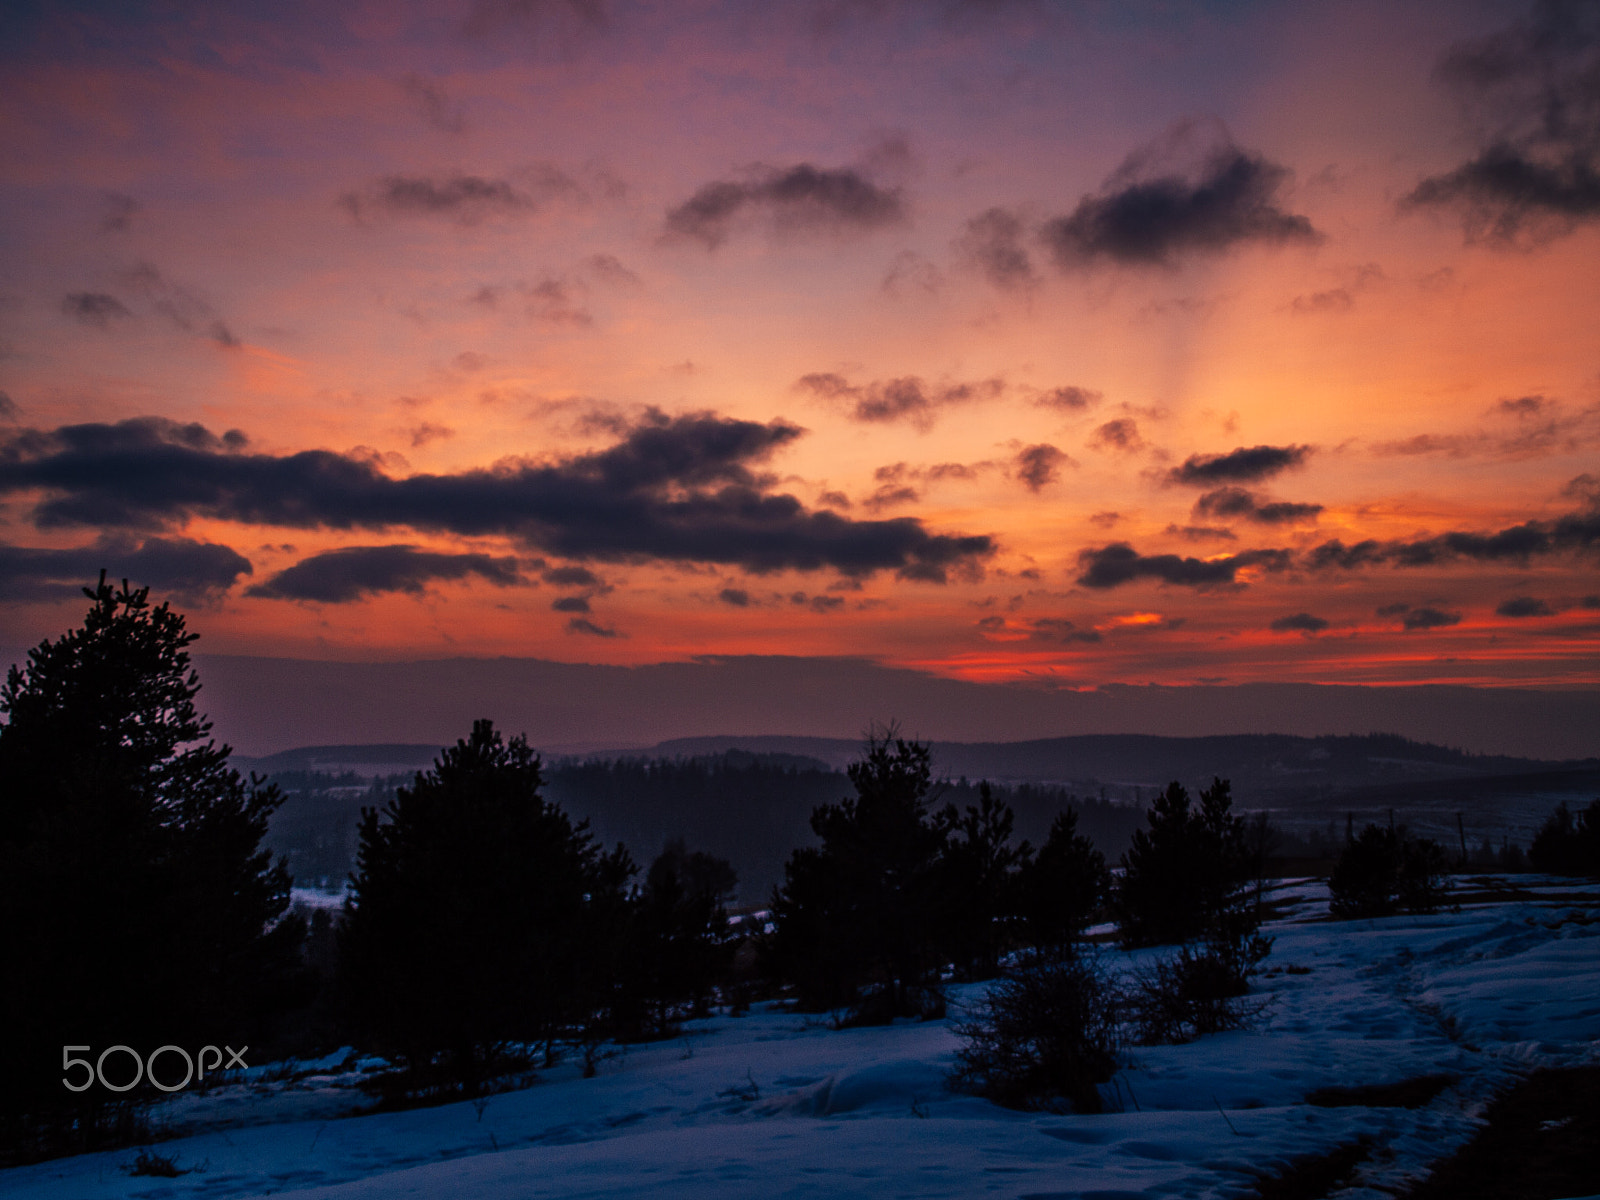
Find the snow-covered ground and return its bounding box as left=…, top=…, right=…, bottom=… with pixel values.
left=7, top=876, right=1598, bottom=1199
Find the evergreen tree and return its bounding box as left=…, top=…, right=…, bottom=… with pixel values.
left=768, top=731, right=948, bottom=1018
left=338, top=719, right=633, bottom=1094
left=938, top=783, right=1030, bottom=980
left=1017, top=807, right=1110, bottom=955
left=1115, top=778, right=1253, bottom=948
left=616, top=841, right=737, bottom=1039
left=0, top=575, right=302, bottom=1160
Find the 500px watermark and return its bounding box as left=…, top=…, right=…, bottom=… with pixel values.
left=62, top=1045, right=249, bottom=1093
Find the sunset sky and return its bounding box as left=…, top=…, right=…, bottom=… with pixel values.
left=3, top=0, right=1598, bottom=693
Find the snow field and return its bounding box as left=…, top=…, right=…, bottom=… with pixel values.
left=4, top=876, right=1596, bottom=1199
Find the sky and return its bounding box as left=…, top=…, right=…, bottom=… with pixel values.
left=2, top=0, right=1599, bottom=696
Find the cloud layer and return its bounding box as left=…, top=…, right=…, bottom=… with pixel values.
left=247, top=545, right=525, bottom=603
left=1042, top=132, right=1318, bottom=268
left=0, top=411, right=994, bottom=583
left=665, top=163, right=905, bottom=248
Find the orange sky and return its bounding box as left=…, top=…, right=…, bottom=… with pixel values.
left=2, top=0, right=1598, bottom=690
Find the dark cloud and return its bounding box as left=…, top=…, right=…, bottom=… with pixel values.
left=584, top=253, right=639, bottom=286
left=475, top=277, right=592, bottom=325
left=400, top=74, right=466, bottom=134
left=0, top=536, right=251, bottom=602
left=1497, top=595, right=1555, bottom=617
left=100, top=192, right=141, bottom=233
left=542, top=564, right=600, bottom=587
left=925, top=462, right=980, bottom=482
left=1496, top=394, right=1547, bottom=417
left=862, top=484, right=919, bottom=512
left=120, top=262, right=238, bottom=348
left=1014, top=443, right=1070, bottom=492
left=1169, top=444, right=1313, bottom=485
left=719, top=587, right=750, bottom=606
left=1025, top=617, right=1101, bottom=644
left=1034, top=385, right=1102, bottom=411
left=664, top=164, right=905, bottom=249
left=1090, top=418, right=1144, bottom=453
left=1041, top=128, right=1318, bottom=268
left=1289, top=288, right=1353, bottom=315
left=407, top=423, right=455, bottom=448
left=1165, top=524, right=1237, bottom=542
left=551, top=594, right=590, bottom=612
left=1270, top=612, right=1330, bottom=633
left=341, top=169, right=579, bottom=225
left=1404, top=0, right=1600, bottom=242
left=62, top=292, right=132, bottom=327
left=1371, top=397, right=1600, bottom=461
left=796, top=372, right=1003, bottom=428
left=1075, top=542, right=1291, bottom=590
left=1305, top=500, right=1600, bottom=571
left=956, top=207, right=1036, bottom=290
left=247, top=545, right=523, bottom=603
left=0, top=392, right=16, bottom=421
left=0, top=410, right=993, bottom=583
left=1088, top=511, right=1121, bottom=529
left=566, top=617, right=619, bottom=637
left=808, top=594, right=845, bottom=613
left=1400, top=605, right=1463, bottom=631
left=1193, top=486, right=1322, bottom=525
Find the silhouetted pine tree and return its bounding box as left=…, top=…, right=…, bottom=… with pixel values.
left=338, top=719, right=633, bottom=1095
left=768, top=731, right=948, bottom=1019
left=0, top=575, right=303, bottom=1161
left=1115, top=778, right=1253, bottom=948
left=938, top=783, right=1030, bottom=980
left=1016, top=808, right=1110, bottom=955
left=615, top=841, right=737, bottom=1040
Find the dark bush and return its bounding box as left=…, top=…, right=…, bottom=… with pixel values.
left=1329, top=824, right=1453, bottom=918
left=950, top=951, right=1120, bottom=1113
left=1126, top=940, right=1272, bottom=1045
left=1529, top=799, right=1600, bottom=877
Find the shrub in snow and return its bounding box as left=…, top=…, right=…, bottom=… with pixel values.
left=1328, top=824, right=1453, bottom=919
left=1529, top=799, right=1600, bottom=877
left=1126, top=938, right=1272, bottom=1045
left=950, top=950, right=1120, bottom=1113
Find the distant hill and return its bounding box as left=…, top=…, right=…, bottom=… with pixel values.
left=236, top=743, right=445, bottom=778
left=255, top=731, right=1599, bottom=902
left=648, top=732, right=1596, bottom=798
left=186, top=655, right=1600, bottom=760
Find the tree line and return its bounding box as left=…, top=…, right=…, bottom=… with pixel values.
left=3, top=580, right=1594, bottom=1159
